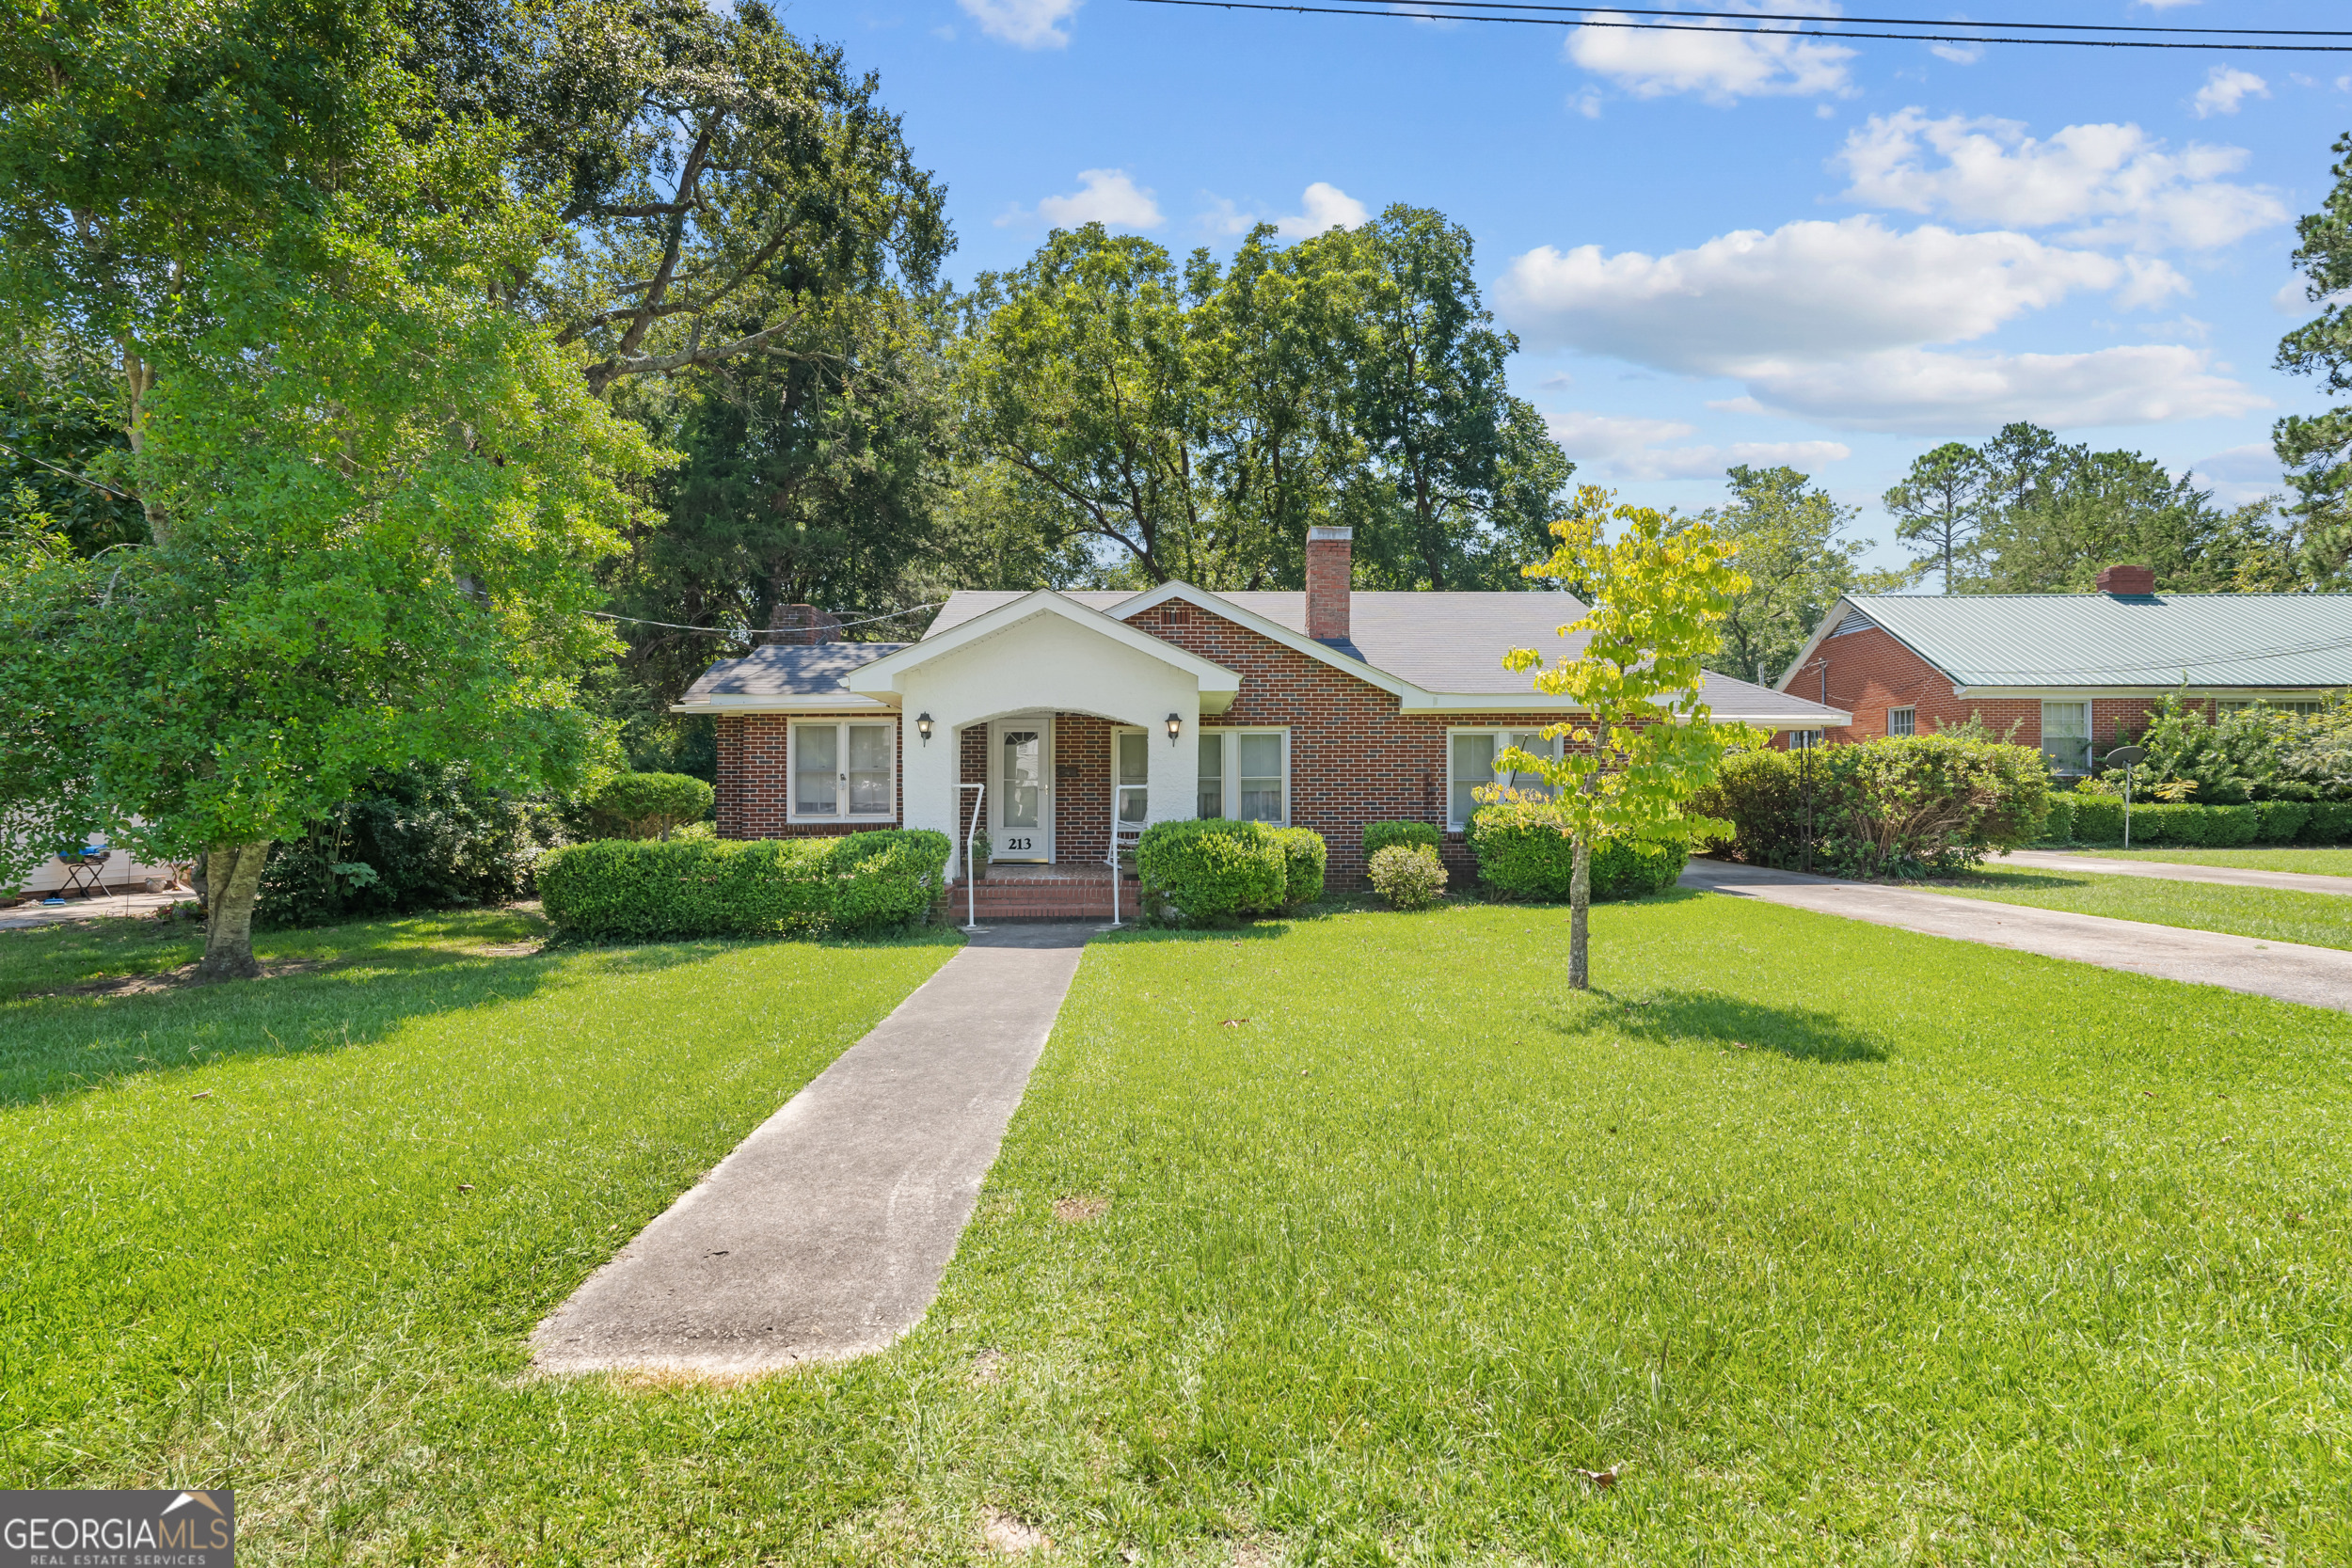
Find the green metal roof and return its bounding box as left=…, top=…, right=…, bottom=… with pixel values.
left=1834, top=593, right=2352, bottom=689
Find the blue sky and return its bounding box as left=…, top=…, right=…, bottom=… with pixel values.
left=824, top=0, right=2350, bottom=571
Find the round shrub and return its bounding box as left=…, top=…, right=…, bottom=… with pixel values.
left=1369, top=844, right=1447, bottom=911
left=1363, top=820, right=1440, bottom=862
left=1270, top=827, right=1327, bottom=906
left=1468, top=800, right=1688, bottom=901
left=583, top=771, right=715, bottom=841
left=1136, top=819, right=1286, bottom=924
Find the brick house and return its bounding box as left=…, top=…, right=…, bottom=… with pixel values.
left=1772, top=564, right=2352, bottom=775
left=675, top=527, right=1847, bottom=916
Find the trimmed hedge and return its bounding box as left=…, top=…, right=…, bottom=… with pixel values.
left=2071, top=796, right=2123, bottom=844
left=2037, top=793, right=2074, bottom=846
left=2306, top=801, right=2352, bottom=845
left=1136, top=819, right=1287, bottom=923
left=1363, top=820, right=1441, bottom=861
left=2257, top=800, right=2313, bottom=845
left=537, top=830, right=950, bottom=939
left=1270, top=827, right=1327, bottom=906
left=1467, top=800, right=1689, bottom=902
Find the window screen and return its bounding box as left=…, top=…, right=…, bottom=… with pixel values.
left=1197, top=732, right=1223, bottom=818
left=1886, top=706, right=1915, bottom=737
left=1237, top=733, right=1285, bottom=822
left=2041, top=702, right=2090, bottom=773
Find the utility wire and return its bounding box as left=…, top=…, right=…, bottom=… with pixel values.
left=1219, top=1, right=2352, bottom=36
left=589, top=602, right=944, bottom=636
left=1126, top=0, right=2352, bottom=50
left=0, top=439, right=136, bottom=500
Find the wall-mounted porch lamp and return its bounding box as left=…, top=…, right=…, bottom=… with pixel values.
left=915, top=712, right=934, bottom=745
left=1166, top=712, right=1182, bottom=743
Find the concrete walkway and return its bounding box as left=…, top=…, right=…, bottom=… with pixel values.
left=1996, top=848, right=2352, bottom=897
left=1682, top=859, right=2352, bottom=1013
left=0, top=891, right=187, bottom=930
left=532, top=924, right=1098, bottom=1378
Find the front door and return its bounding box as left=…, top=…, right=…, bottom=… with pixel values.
left=991, top=716, right=1053, bottom=863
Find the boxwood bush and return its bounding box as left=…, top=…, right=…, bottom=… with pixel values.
left=537, top=830, right=950, bottom=940
left=1369, top=844, right=1446, bottom=910
left=1363, top=820, right=1441, bottom=861
left=2070, top=796, right=2123, bottom=844
left=2306, top=801, right=2352, bottom=845
left=1270, top=827, right=1327, bottom=906
left=1467, top=800, right=1689, bottom=902
left=2036, top=793, right=2074, bottom=845
left=2256, top=800, right=2313, bottom=844
left=1136, top=819, right=1287, bottom=923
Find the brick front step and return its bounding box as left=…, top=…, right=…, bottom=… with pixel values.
left=932, top=878, right=1145, bottom=924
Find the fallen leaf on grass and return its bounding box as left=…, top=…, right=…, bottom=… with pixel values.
left=189, top=1090, right=212, bottom=1101
left=1574, top=1462, right=1628, bottom=1488
left=456, top=1183, right=473, bottom=1192
left=1220, top=1018, right=1250, bottom=1027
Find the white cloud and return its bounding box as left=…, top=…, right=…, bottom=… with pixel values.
left=1498, top=216, right=2144, bottom=368
left=1570, top=88, right=1603, bottom=119
left=1834, top=109, right=2287, bottom=251
left=1539, top=372, right=1576, bottom=391
left=1276, top=182, right=1370, bottom=238
left=1497, top=215, right=2260, bottom=434
left=998, top=168, right=1163, bottom=231
left=1737, top=346, right=2267, bottom=435
left=2271, top=278, right=2352, bottom=316
left=1545, top=411, right=1850, bottom=481
left=2193, top=67, right=2269, bottom=119
left=1930, top=42, right=1982, bottom=66
left=1565, top=10, right=1853, bottom=103
left=2189, top=442, right=2285, bottom=506
left=959, top=0, right=1080, bottom=47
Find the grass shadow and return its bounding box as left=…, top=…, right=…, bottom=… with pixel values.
left=1923, top=872, right=2095, bottom=893
left=1597, top=986, right=1888, bottom=1065
left=0, top=915, right=902, bottom=1108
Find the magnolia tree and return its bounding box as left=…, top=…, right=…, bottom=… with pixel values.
left=1498, top=487, right=1757, bottom=990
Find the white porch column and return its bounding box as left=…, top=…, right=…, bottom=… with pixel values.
left=1146, top=697, right=1201, bottom=827
left=899, top=704, right=959, bottom=839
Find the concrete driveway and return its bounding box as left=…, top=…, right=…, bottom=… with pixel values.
left=1995, top=848, right=2352, bottom=897
left=1682, top=858, right=2352, bottom=1013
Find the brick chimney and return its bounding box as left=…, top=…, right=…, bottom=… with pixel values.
left=2095, top=563, right=2156, bottom=596
left=761, top=604, right=842, bottom=644
left=1306, top=525, right=1353, bottom=642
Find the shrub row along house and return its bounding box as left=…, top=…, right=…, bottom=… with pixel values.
left=1773, top=564, right=2352, bottom=777
left=675, top=527, right=1847, bottom=917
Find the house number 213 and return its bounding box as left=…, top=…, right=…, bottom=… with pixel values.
left=1004, top=836, right=1033, bottom=851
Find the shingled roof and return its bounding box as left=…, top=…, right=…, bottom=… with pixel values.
left=675, top=584, right=1851, bottom=726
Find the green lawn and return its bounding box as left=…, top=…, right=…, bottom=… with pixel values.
left=2070, top=846, right=2352, bottom=878
left=7, top=895, right=2344, bottom=1563
left=1922, top=866, right=2352, bottom=952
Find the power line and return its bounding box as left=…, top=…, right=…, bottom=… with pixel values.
left=1125, top=0, right=2352, bottom=51
left=1205, top=2, right=2352, bottom=37
left=589, top=602, right=943, bottom=636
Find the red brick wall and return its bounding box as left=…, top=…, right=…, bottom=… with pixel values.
left=1140, top=600, right=1584, bottom=889
left=1775, top=626, right=2221, bottom=755
left=715, top=713, right=902, bottom=839
left=1055, top=713, right=1112, bottom=867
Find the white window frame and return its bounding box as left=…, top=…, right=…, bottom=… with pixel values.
left=1886, top=705, right=1916, bottom=737
left=2040, top=700, right=2091, bottom=776
left=1196, top=727, right=1290, bottom=825
left=2219, top=697, right=2323, bottom=718
left=787, top=718, right=898, bottom=825
left=1788, top=729, right=1824, bottom=752
left=1445, top=727, right=1565, bottom=832
left=1110, top=725, right=1150, bottom=832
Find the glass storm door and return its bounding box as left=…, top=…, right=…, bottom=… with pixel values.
left=993, top=718, right=1051, bottom=862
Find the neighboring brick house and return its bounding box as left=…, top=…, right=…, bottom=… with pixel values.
left=1772, top=564, right=2352, bottom=775
left=675, top=526, right=1847, bottom=914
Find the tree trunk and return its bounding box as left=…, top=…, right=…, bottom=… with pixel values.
left=1568, top=835, right=1591, bottom=990
left=193, top=842, right=271, bottom=982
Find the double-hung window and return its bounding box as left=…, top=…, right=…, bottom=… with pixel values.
left=1196, top=729, right=1289, bottom=823
left=1447, top=728, right=1562, bottom=831
left=1788, top=729, right=1824, bottom=752
left=1114, top=728, right=1150, bottom=827
left=791, top=720, right=896, bottom=822
left=2040, top=701, right=2090, bottom=775
left=1886, top=706, right=1916, bottom=737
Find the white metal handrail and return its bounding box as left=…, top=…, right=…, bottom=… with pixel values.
left=1106, top=824, right=1142, bottom=927
left=958, top=783, right=986, bottom=931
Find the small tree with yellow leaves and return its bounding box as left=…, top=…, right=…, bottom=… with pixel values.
left=1499, top=486, right=1759, bottom=989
